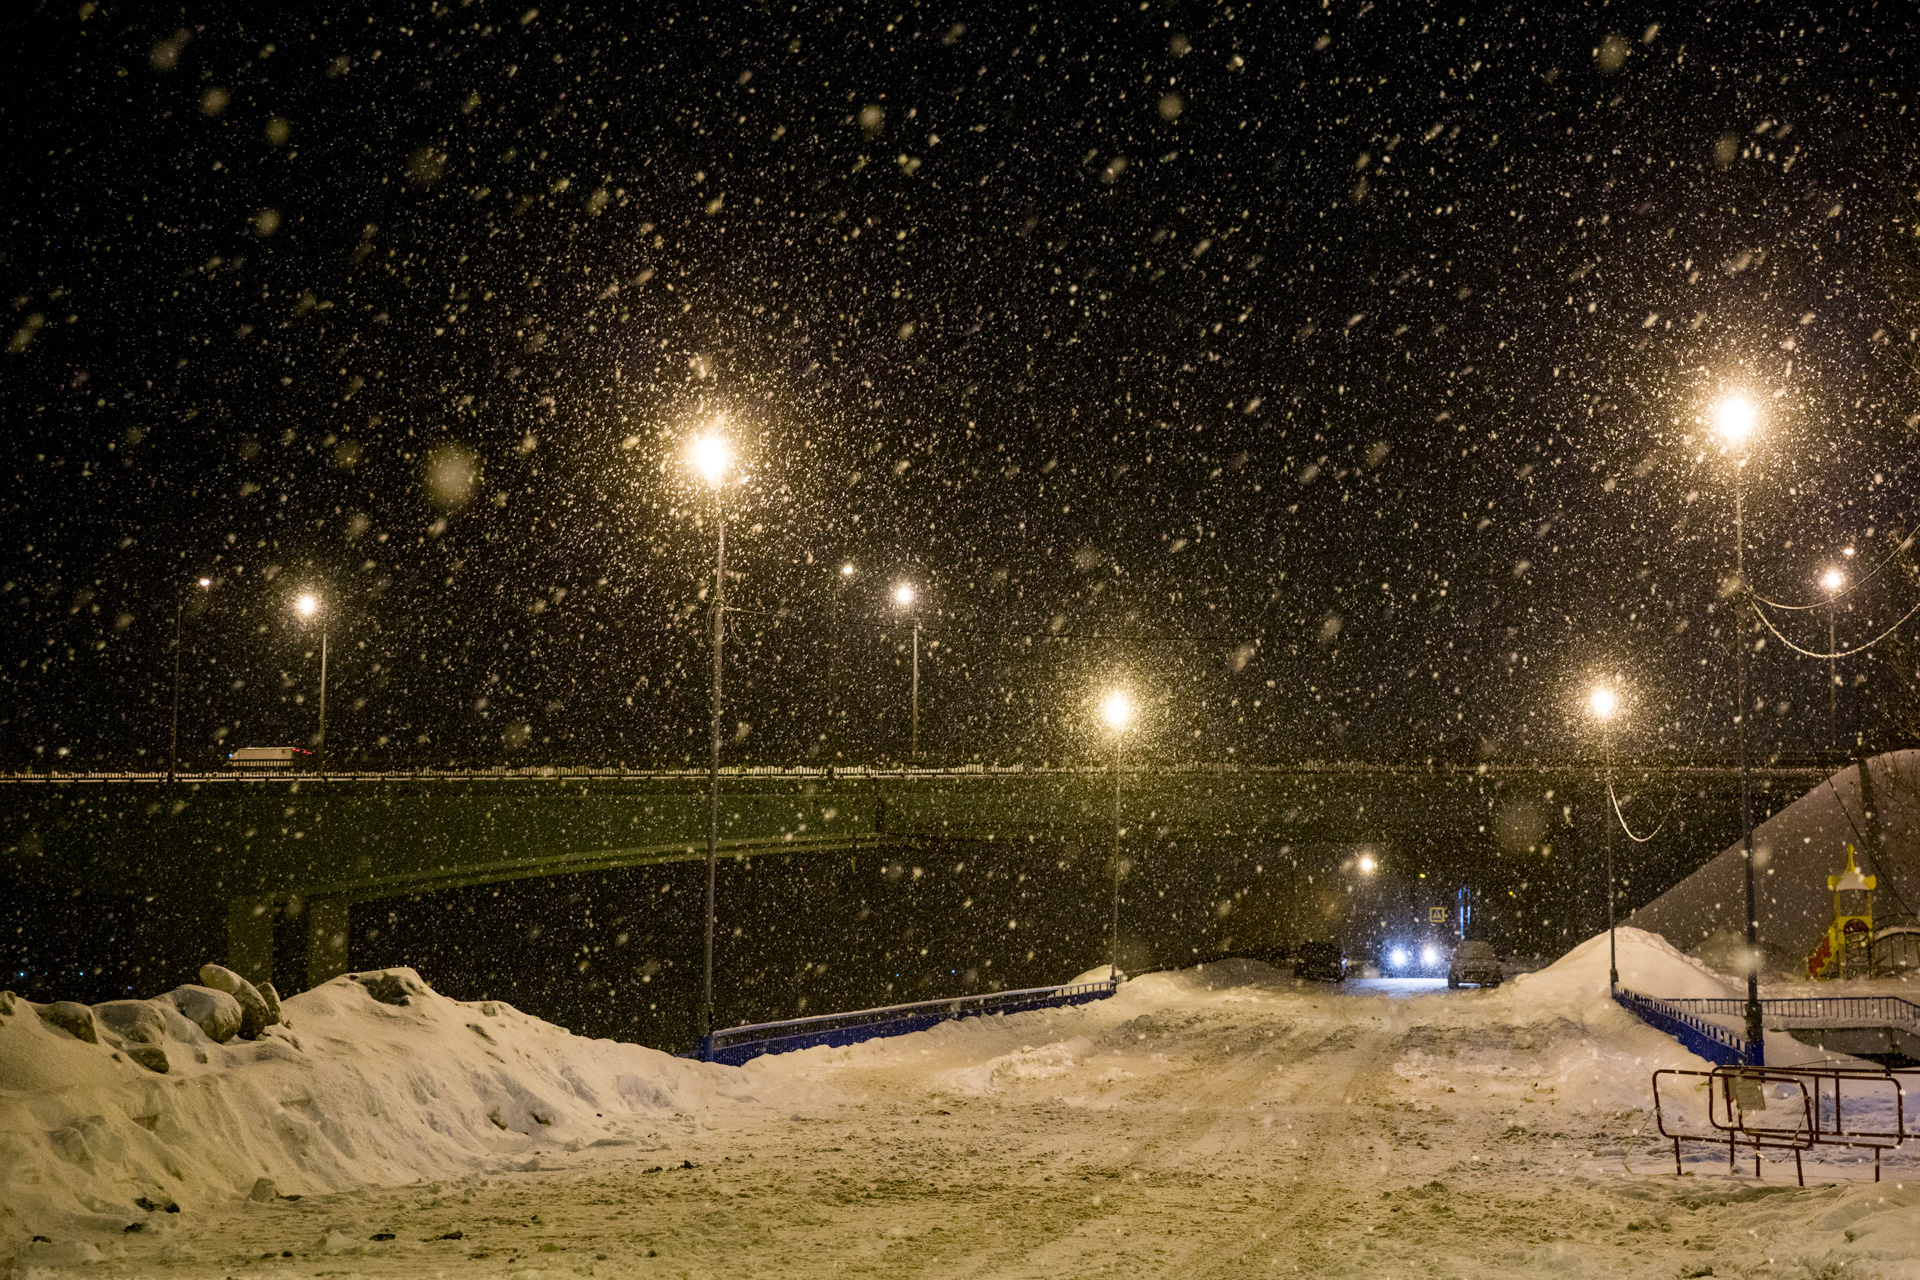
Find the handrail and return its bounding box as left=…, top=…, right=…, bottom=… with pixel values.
left=1615, top=987, right=1761, bottom=1066
left=710, top=978, right=1117, bottom=1044
left=1664, top=996, right=1920, bottom=1027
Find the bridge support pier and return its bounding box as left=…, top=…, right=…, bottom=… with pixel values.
left=225, top=898, right=275, bottom=988
left=307, top=897, right=351, bottom=989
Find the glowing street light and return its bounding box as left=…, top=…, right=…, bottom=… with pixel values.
left=293, top=592, right=328, bottom=773
left=1587, top=685, right=1618, bottom=722
left=685, top=424, right=736, bottom=1058
left=168, top=575, right=214, bottom=783
left=690, top=434, right=732, bottom=487
left=1715, top=395, right=1757, bottom=449
left=1356, top=853, right=1378, bottom=876
left=894, top=583, right=921, bottom=760
left=1100, top=685, right=1136, bottom=983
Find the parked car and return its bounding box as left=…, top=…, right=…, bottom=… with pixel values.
left=1447, top=940, right=1502, bottom=988
left=1294, top=941, right=1348, bottom=982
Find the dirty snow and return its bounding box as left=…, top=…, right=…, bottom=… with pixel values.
left=7, top=933, right=1920, bottom=1278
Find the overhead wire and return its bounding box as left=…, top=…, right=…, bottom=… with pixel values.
left=1749, top=532, right=1915, bottom=611
left=1748, top=595, right=1920, bottom=660
left=1600, top=624, right=1731, bottom=844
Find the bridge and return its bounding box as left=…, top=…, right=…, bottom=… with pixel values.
left=1, top=761, right=1827, bottom=995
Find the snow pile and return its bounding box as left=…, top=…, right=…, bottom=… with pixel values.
left=1507, top=925, right=1737, bottom=1020
left=1630, top=750, right=1920, bottom=970
left=0, top=968, right=727, bottom=1249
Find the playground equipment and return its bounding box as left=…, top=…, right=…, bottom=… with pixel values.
left=1806, top=845, right=1875, bottom=980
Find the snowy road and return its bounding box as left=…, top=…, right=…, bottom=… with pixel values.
left=36, top=950, right=1920, bottom=1280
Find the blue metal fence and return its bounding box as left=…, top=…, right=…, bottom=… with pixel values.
left=1614, top=987, right=1762, bottom=1066
left=692, top=977, right=1120, bottom=1067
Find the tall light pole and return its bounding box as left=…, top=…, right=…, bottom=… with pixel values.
left=1822, top=566, right=1845, bottom=752
left=827, top=562, right=854, bottom=766
left=691, top=431, right=732, bottom=1059
left=1588, top=684, right=1619, bottom=989
left=295, top=593, right=327, bottom=773
left=169, top=576, right=212, bottom=783
left=1715, top=394, right=1764, bottom=1054
left=893, top=583, right=920, bottom=762
left=1100, top=687, right=1134, bottom=981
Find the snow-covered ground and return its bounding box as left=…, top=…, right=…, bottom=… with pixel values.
left=6, top=929, right=1920, bottom=1278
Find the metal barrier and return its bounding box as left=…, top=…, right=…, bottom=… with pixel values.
left=1615, top=988, right=1762, bottom=1066
left=1652, top=1063, right=1914, bottom=1184
left=693, top=977, right=1119, bottom=1067
left=1663, top=995, right=1920, bottom=1029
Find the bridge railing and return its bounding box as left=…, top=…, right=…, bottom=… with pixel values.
left=1663, top=996, right=1920, bottom=1029
left=694, top=977, right=1119, bottom=1067
left=1615, top=987, right=1762, bottom=1066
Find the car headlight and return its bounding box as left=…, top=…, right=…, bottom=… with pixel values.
left=1421, top=945, right=1439, bottom=966
left=1389, top=947, right=1408, bottom=968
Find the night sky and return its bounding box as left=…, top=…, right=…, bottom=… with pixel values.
left=6, top=1, right=1919, bottom=772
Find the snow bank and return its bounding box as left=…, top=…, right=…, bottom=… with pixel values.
left=1630, top=750, right=1920, bottom=971
left=0, top=969, right=728, bottom=1249
left=1508, top=925, right=1737, bottom=1021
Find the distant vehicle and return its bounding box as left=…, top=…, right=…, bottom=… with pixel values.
left=227, top=746, right=311, bottom=769
left=1294, top=941, right=1348, bottom=983
left=1381, top=940, right=1448, bottom=977
left=1447, top=940, right=1502, bottom=988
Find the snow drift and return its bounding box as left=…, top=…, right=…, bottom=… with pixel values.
left=1629, top=750, right=1920, bottom=970
left=0, top=968, right=727, bottom=1250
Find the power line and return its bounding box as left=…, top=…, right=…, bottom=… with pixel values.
left=1750, top=532, right=1915, bottom=612
left=1748, top=596, right=1920, bottom=660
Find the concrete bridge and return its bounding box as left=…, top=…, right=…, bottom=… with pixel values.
left=0, top=761, right=1827, bottom=993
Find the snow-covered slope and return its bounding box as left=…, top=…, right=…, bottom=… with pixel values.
left=0, top=969, right=734, bottom=1249
left=1628, top=750, right=1920, bottom=970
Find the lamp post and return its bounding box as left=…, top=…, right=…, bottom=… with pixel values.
left=1821, top=567, right=1844, bottom=753
left=1100, top=688, right=1134, bottom=981
left=690, top=431, right=732, bottom=1059
left=294, top=593, right=327, bottom=773
left=1715, top=394, right=1765, bottom=1054
left=826, top=562, right=854, bottom=765
left=893, top=583, right=920, bottom=761
left=1588, top=684, right=1619, bottom=989
left=169, top=577, right=212, bottom=783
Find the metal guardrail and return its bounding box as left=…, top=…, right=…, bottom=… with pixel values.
left=1615, top=987, right=1763, bottom=1066
left=692, top=977, right=1119, bottom=1067
left=1664, top=995, right=1920, bottom=1029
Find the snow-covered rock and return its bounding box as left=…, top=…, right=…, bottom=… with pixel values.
left=166, top=983, right=243, bottom=1043
left=35, top=1000, right=98, bottom=1044
left=198, top=963, right=277, bottom=1038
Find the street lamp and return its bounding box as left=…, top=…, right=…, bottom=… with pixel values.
left=1822, top=567, right=1845, bottom=751
left=294, top=592, right=328, bottom=773
left=824, top=563, right=856, bottom=766
left=688, top=428, right=733, bottom=1059
left=1714, top=392, right=1765, bottom=1055
left=1100, top=687, right=1134, bottom=982
left=893, top=583, right=920, bottom=761
left=169, top=577, right=212, bottom=783
left=1588, top=683, right=1619, bottom=989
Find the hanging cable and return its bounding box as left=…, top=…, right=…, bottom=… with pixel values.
left=1748, top=595, right=1920, bottom=659
left=1821, top=767, right=1917, bottom=920
left=1607, top=778, right=1667, bottom=843
left=1750, top=532, right=1915, bottom=611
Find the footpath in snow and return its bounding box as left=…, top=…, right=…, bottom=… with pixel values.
left=5, top=928, right=1920, bottom=1278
